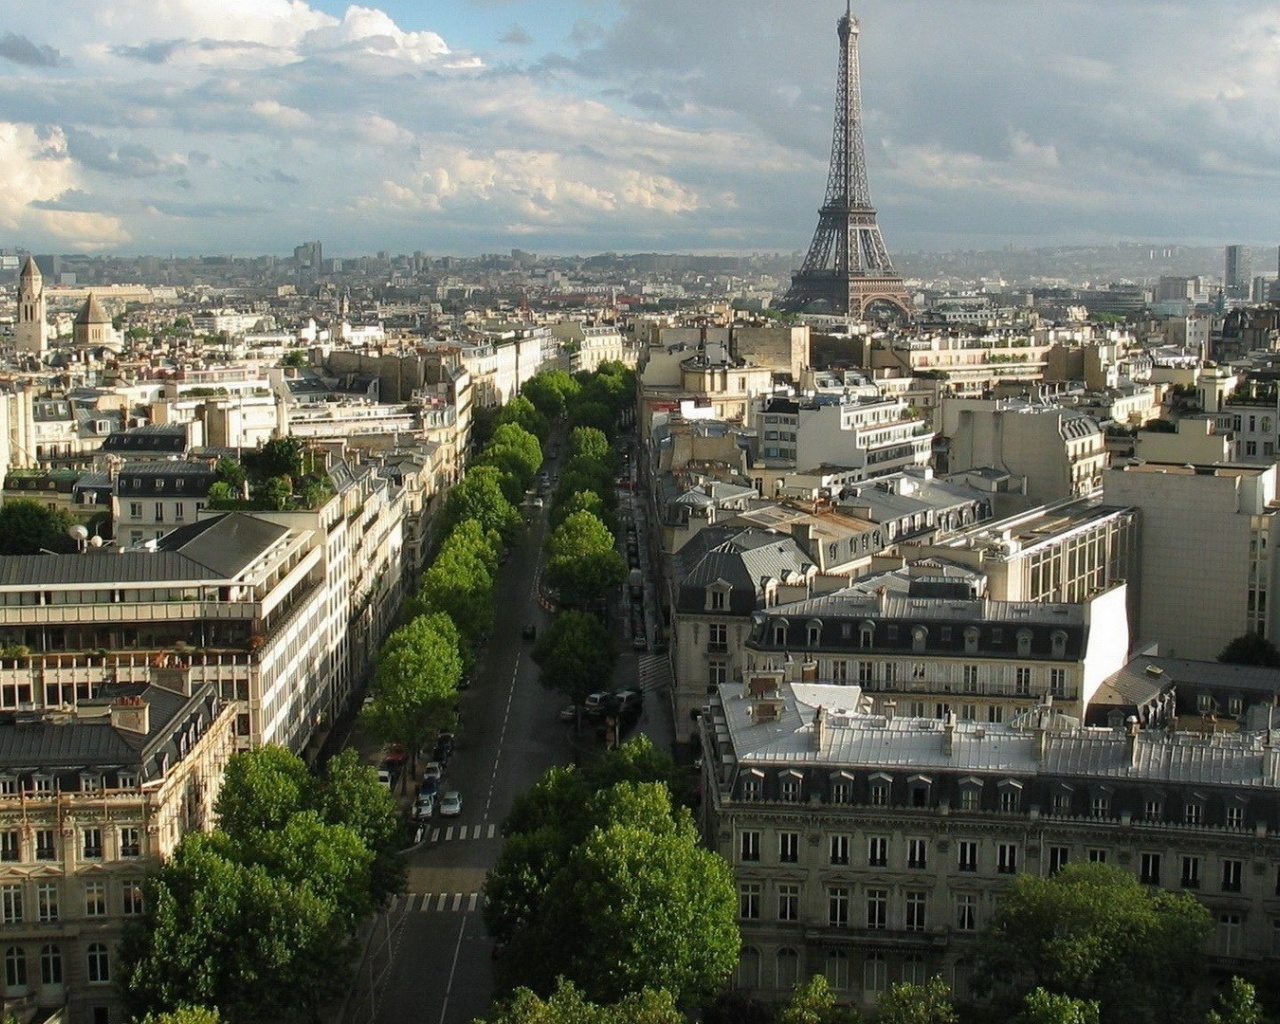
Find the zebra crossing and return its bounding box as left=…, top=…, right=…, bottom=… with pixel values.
left=426, top=822, right=498, bottom=843
left=390, top=891, right=484, bottom=914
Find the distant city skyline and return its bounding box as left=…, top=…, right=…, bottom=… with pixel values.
left=2, top=1, right=1280, bottom=257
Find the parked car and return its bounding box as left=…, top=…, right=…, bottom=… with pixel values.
left=419, top=778, right=438, bottom=799
left=584, top=691, right=612, bottom=717
left=439, top=791, right=463, bottom=817
left=422, top=761, right=443, bottom=784
left=434, top=733, right=455, bottom=763
left=412, top=794, right=434, bottom=821
left=377, top=768, right=393, bottom=789
left=559, top=704, right=578, bottom=722
left=531, top=497, right=544, bottom=509
left=614, top=688, right=644, bottom=713
left=632, top=634, right=648, bottom=651
left=522, top=624, right=537, bottom=642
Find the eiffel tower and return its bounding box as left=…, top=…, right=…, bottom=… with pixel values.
left=782, top=4, right=910, bottom=319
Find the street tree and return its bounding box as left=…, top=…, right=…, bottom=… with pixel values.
left=874, top=976, right=956, bottom=1024
left=213, top=744, right=313, bottom=841
left=567, top=399, right=613, bottom=436
left=496, top=395, right=550, bottom=443
left=316, top=749, right=405, bottom=907
left=971, top=862, right=1211, bottom=1024
left=136, top=1008, right=223, bottom=1024
left=1205, top=978, right=1266, bottom=1024
left=553, top=457, right=616, bottom=514
left=485, top=979, right=681, bottom=1024
left=544, top=511, right=626, bottom=609
left=0, top=498, right=77, bottom=554
left=568, top=426, right=613, bottom=466
left=549, top=488, right=616, bottom=536
left=481, top=423, right=544, bottom=504
left=777, top=975, right=861, bottom=1024
left=365, top=613, right=463, bottom=775
left=529, top=610, right=616, bottom=705
left=521, top=371, right=581, bottom=421
left=1013, top=989, right=1101, bottom=1024
left=416, top=519, right=499, bottom=649
left=441, top=465, right=522, bottom=544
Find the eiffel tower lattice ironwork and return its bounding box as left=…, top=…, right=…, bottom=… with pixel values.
left=782, top=4, right=910, bottom=319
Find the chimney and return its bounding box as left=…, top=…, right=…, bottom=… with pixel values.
left=110, top=695, right=150, bottom=736
left=876, top=586, right=888, bottom=613
left=943, top=710, right=956, bottom=756
left=813, top=705, right=826, bottom=751
left=1125, top=715, right=1141, bottom=768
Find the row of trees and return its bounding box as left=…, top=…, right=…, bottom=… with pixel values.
left=484, top=857, right=1272, bottom=1024
left=121, top=748, right=403, bottom=1023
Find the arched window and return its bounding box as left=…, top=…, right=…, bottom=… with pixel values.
left=772, top=620, right=788, bottom=646
left=963, top=627, right=980, bottom=654
left=736, top=946, right=761, bottom=989
left=912, top=626, right=928, bottom=653
left=776, top=947, right=799, bottom=991
left=1016, top=629, right=1033, bottom=657
left=86, top=943, right=109, bottom=984
left=806, top=620, right=822, bottom=647
left=863, top=953, right=887, bottom=995
left=4, top=946, right=26, bottom=989
left=1051, top=630, right=1068, bottom=658
left=859, top=621, right=874, bottom=649
left=39, top=945, right=61, bottom=986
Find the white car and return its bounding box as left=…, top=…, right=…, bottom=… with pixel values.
left=422, top=761, right=443, bottom=784
left=412, top=795, right=434, bottom=821
left=439, top=791, right=462, bottom=817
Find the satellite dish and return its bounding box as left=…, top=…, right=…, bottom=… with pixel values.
left=68, top=525, right=89, bottom=542
left=88, top=535, right=104, bottom=548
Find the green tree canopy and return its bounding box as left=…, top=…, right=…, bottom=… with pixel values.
left=484, top=979, right=681, bottom=1024
left=1218, top=632, right=1280, bottom=668
left=971, top=862, right=1212, bottom=1024
left=480, top=422, right=545, bottom=504
left=0, top=498, right=77, bottom=554
left=552, top=456, right=617, bottom=515
left=549, top=489, right=617, bottom=536
left=365, top=613, right=463, bottom=775
left=521, top=370, right=581, bottom=421
left=568, top=426, right=613, bottom=466
left=1205, top=977, right=1266, bottom=1024
left=442, top=464, right=522, bottom=544
left=415, top=519, right=499, bottom=649
left=214, top=744, right=313, bottom=840
left=874, top=976, right=956, bottom=1024
left=496, top=395, right=550, bottom=443
left=777, top=975, right=861, bottom=1024
left=135, top=1007, right=224, bottom=1024
left=1013, top=989, right=1101, bottom=1024
left=245, top=436, right=304, bottom=481
left=544, top=511, right=626, bottom=609
left=530, top=610, right=616, bottom=704
left=315, top=749, right=405, bottom=907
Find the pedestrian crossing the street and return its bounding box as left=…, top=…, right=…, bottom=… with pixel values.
left=389, top=891, right=484, bottom=914
left=426, top=822, right=498, bottom=843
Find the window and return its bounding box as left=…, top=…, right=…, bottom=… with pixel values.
left=1050, top=631, right=1067, bottom=658
left=830, top=834, right=850, bottom=866
left=955, top=893, right=977, bottom=931
left=1227, top=805, right=1245, bottom=829
left=776, top=831, right=799, bottom=864
left=870, top=780, right=889, bottom=807
left=40, top=944, right=62, bottom=986
left=963, top=628, right=980, bottom=654
left=867, top=836, right=887, bottom=867
left=83, top=827, right=103, bottom=859
left=120, top=827, right=141, bottom=858
left=1181, top=856, right=1201, bottom=889
left=174, top=502, right=185, bottom=522
left=779, top=775, right=802, bottom=803
left=129, top=502, right=142, bottom=519
left=829, top=885, right=850, bottom=927
left=960, top=784, right=981, bottom=811
left=4, top=947, right=26, bottom=989
left=708, top=622, right=727, bottom=651
left=1088, top=848, right=1107, bottom=864
left=741, top=775, right=762, bottom=802
left=907, top=838, right=927, bottom=870
left=2, top=884, right=23, bottom=923
left=905, top=891, right=927, bottom=931
left=85, top=881, right=106, bottom=917
left=739, top=882, right=761, bottom=920
left=904, top=956, right=928, bottom=986
left=778, top=883, right=799, bottom=922
left=154, top=502, right=165, bottom=522
left=1222, top=859, right=1243, bottom=894
left=1017, top=630, right=1033, bottom=656
left=1091, top=793, right=1110, bottom=818
left=776, top=948, right=799, bottom=991
left=997, top=843, right=1018, bottom=874
left=1048, top=846, right=1069, bottom=875
left=1015, top=667, right=1032, bottom=695
left=1050, top=669, right=1067, bottom=697
left=86, top=943, right=110, bottom=984
left=35, top=830, right=55, bottom=861
left=958, top=840, right=978, bottom=873
left=0, top=831, right=17, bottom=863
left=807, top=624, right=821, bottom=646
left=122, top=881, right=144, bottom=916
left=830, top=776, right=853, bottom=804
left=1052, top=790, right=1072, bottom=815
left=1219, top=914, right=1242, bottom=957
left=864, top=954, right=888, bottom=995
left=999, top=786, right=1021, bottom=813
left=1140, top=853, right=1162, bottom=886
left=1144, top=798, right=1162, bottom=821
left=1185, top=801, right=1203, bottom=825
left=865, top=888, right=887, bottom=929
left=36, top=882, right=58, bottom=922
left=824, top=949, right=849, bottom=991
left=912, top=626, right=928, bottom=652
left=858, top=661, right=873, bottom=685
left=739, top=831, right=760, bottom=863
left=709, top=589, right=726, bottom=611
left=963, top=664, right=979, bottom=692
left=708, top=661, right=727, bottom=687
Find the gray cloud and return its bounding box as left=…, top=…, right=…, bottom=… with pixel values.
left=500, top=25, right=534, bottom=46
left=64, top=129, right=186, bottom=178
left=29, top=189, right=111, bottom=213
left=0, top=32, right=62, bottom=67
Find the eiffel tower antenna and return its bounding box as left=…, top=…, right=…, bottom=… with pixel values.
left=782, top=7, right=910, bottom=319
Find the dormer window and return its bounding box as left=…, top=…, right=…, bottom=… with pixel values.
left=779, top=769, right=803, bottom=803
left=1016, top=629, right=1033, bottom=657
left=963, top=627, right=980, bottom=655
left=859, top=622, right=874, bottom=649
left=79, top=773, right=102, bottom=793
left=772, top=620, right=788, bottom=646
left=741, top=770, right=763, bottom=802
left=908, top=774, right=932, bottom=808
left=117, top=772, right=138, bottom=790
left=958, top=777, right=983, bottom=811
left=707, top=586, right=727, bottom=612
left=911, top=626, right=928, bottom=653
left=1051, top=631, right=1068, bottom=659
left=806, top=621, right=822, bottom=647
left=998, top=780, right=1023, bottom=813
left=31, top=775, right=52, bottom=795
left=0, top=775, right=15, bottom=795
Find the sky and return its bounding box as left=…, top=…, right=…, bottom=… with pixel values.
left=2, top=0, right=1280, bottom=257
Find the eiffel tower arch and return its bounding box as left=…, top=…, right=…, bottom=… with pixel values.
left=782, top=5, right=910, bottom=320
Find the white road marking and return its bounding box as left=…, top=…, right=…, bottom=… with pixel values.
left=486, top=823, right=497, bottom=839
left=467, top=892, right=478, bottom=912
left=451, top=892, right=462, bottom=912
left=436, top=893, right=447, bottom=912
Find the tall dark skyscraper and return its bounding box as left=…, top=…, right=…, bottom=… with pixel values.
left=1225, top=244, right=1251, bottom=299
left=782, top=4, right=909, bottom=319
